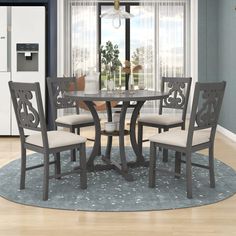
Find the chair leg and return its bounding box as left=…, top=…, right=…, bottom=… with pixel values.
left=54, top=153, right=61, bottom=179
left=162, top=127, right=169, bottom=162
left=138, top=122, right=143, bottom=154
left=43, top=153, right=50, bottom=201
left=175, top=151, right=181, bottom=179
left=149, top=142, right=157, bottom=188
left=20, top=146, right=26, bottom=190
left=209, top=145, right=215, bottom=188
left=70, top=127, right=77, bottom=162
left=158, top=128, right=162, bottom=151
left=77, top=127, right=80, bottom=135
left=186, top=151, right=193, bottom=199
left=79, top=143, right=87, bottom=189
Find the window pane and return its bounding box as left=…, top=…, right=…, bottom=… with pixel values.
left=100, top=6, right=126, bottom=89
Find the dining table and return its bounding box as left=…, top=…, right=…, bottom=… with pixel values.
left=65, top=89, right=168, bottom=181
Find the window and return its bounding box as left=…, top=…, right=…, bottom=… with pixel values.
left=99, top=4, right=126, bottom=88
left=64, top=0, right=190, bottom=112
left=99, top=1, right=189, bottom=81
left=99, top=1, right=189, bottom=112
left=99, top=3, right=140, bottom=90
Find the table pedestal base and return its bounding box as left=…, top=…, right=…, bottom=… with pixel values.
left=83, top=100, right=146, bottom=181
left=77, top=156, right=149, bottom=182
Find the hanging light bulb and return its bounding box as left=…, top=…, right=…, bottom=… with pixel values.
left=112, top=16, right=121, bottom=29
left=100, top=0, right=134, bottom=29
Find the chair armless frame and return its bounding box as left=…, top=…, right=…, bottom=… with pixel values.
left=148, top=81, right=226, bottom=198
left=138, top=77, right=192, bottom=162
left=9, top=81, right=87, bottom=201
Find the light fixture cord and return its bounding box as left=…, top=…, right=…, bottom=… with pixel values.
left=114, top=0, right=120, bottom=10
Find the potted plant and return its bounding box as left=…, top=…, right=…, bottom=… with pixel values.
left=100, top=41, right=122, bottom=89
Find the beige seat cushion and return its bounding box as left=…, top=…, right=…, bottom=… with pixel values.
left=149, top=129, right=211, bottom=148
left=26, top=131, right=87, bottom=149
left=56, top=114, right=94, bottom=126
left=138, top=114, right=183, bottom=126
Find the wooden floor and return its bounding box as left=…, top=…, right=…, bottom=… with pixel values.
left=0, top=127, right=236, bottom=236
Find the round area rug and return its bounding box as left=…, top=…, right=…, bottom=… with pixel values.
left=0, top=147, right=236, bottom=212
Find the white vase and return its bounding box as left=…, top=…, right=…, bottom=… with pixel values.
left=138, top=75, right=145, bottom=90
left=113, top=112, right=120, bottom=131
left=84, top=68, right=100, bottom=94
left=107, top=79, right=115, bottom=91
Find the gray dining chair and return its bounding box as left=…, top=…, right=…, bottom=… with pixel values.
left=148, top=81, right=226, bottom=199
left=9, top=81, right=87, bottom=201
left=47, top=77, right=95, bottom=162
left=138, top=77, right=192, bottom=162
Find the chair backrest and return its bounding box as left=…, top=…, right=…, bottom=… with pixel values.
left=47, top=77, right=78, bottom=121
left=187, top=81, right=226, bottom=147
left=9, top=81, right=49, bottom=148
left=159, top=77, right=192, bottom=122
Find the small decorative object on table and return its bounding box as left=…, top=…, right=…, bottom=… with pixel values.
left=138, top=81, right=145, bottom=90
left=107, top=79, right=115, bottom=91
left=104, top=122, right=116, bottom=133
left=122, top=60, right=142, bottom=91
left=113, top=112, right=120, bottom=131
left=129, top=74, right=134, bottom=90
left=84, top=67, right=100, bottom=94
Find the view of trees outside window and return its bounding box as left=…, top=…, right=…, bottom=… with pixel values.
left=101, top=6, right=125, bottom=89
left=100, top=41, right=122, bottom=88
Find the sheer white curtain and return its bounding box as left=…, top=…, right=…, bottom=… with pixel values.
left=134, top=2, right=156, bottom=112
left=158, top=1, right=186, bottom=78
left=58, top=0, right=99, bottom=116
left=65, top=0, right=98, bottom=77
left=138, top=2, right=156, bottom=91
left=139, top=0, right=187, bottom=113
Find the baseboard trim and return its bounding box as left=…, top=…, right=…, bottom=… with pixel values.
left=217, top=125, right=236, bottom=142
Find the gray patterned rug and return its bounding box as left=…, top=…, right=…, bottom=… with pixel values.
left=0, top=146, right=236, bottom=212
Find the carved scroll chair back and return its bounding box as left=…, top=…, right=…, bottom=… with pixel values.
left=9, top=81, right=87, bottom=201
left=9, top=81, right=48, bottom=145
left=47, top=77, right=79, bottom=128
left=148, top=81, right=226, bottom=199
left=47, top=77, right=95, bottom=162
left=160, top=77, right=192, bottom=128
left=187, top=81, right=226, bottom=148
left=138, top=77, right=192, bottom=163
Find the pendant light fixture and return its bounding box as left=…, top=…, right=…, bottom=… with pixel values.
left=100, top=0, right=134, bottom=29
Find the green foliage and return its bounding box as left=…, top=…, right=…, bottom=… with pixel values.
left=100, top=41, right=122, bottom=77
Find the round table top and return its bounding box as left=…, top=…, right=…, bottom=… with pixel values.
left=65, top=90, right=169, bottom=102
